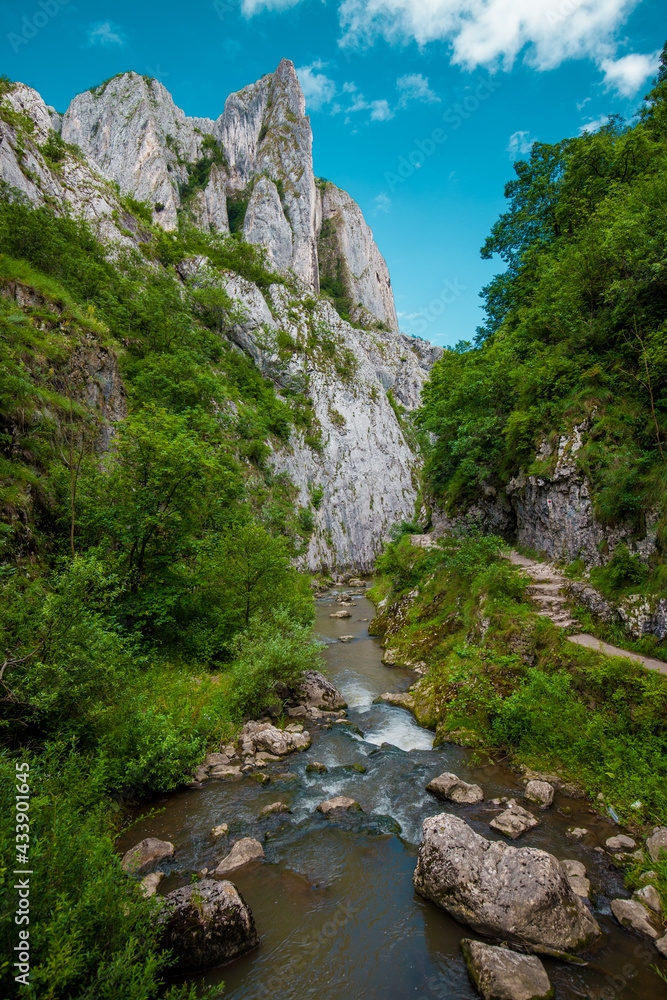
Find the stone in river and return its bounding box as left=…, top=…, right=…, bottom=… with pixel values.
left=317, top=796, right=362, bottom=816
left=606, top=834, right=636, bottom=851
left=259, top=801, right=291, bottom=816
left=461, top=938, right=554, bottom=1000
left=160, top=879, right=258, bottom=970
left=413, top=814, right=600, bottom=953
left=211, top=824, right=229, bottom=839
left=566, top=827, right=588, bottom=840
left=140, top=872, right=164, bottom=897
left=611, top=899, right=660, bottom=939
left=306, top=762, right=328, bottom=774
left=330, top=610, right=352, bottom=619
left=214, top=838, right=265, bottom=875
left=426, top=771, right=484, bottom=805
left=633, top=885, right=662, bottom=914
left=524, top=779, right=555, bottom=809
left=121, top=837, right=175, bottom=874
left=489, top=801, right=539, bottom=839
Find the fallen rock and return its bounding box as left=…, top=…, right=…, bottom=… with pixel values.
left=524, top=780, right=555, bottom=810
left=161, top=879, right=258, bottom=971
left=121, top=838, right=175, bottom=874
left=566, top=827, right=588, bottom=841
left=140, top=872, right=164, bottom=897
left=647, top=827, right=667, bottom=863
left=209, top=765, right=243, bottom=781
left=214, top=838, right=265, bottom=875
left=426, top=771, right=484, bottom=805
left=291, top=670, right=346, bottom=710
left=489, top=802, right=539, bottom=839
left=611, top=899, right=660, bottom=940
left=461, top=938, right=553, bottom=1000
left=413, top=814, right=600, bottom=953
left=211, top=824, right=229, bottom=839
left=259, top=801, right=291, bottom=816
left=330, top=610, right=351, bottom=619
left=606, top=835, right=636, bottom=852
left=306, top=762, right=328, bottom=773
left=317, top=796, right=362, bottom=816
left=633, top=885, right=662, bottom=915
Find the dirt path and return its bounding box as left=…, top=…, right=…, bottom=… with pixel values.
left=509, top=551, right=667, bottom=678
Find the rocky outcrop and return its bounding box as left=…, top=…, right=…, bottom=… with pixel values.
left=160, top=879, right=258, bottom=970
left=121, top=838, right=174, bottom=874
left=461, top=939, right=554, bottom=1000
left=413, top=814, right=600, bottom=953
left=240, top=721, right=311, bottom=756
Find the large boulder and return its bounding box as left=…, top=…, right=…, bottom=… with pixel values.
left=426, top=771, right=484, bottom=805
left=121, top=838, right=174, bottom=874
left=647, top=827, right=667, bottom=862
left=413, top=814, right=600, bottom=954
left=291, top=670, right=347, bottom=710
left=524, top=780, right=554, bottom=809
left=241, top=721, right=311, bottom=756
left=461, top=939, right=554, bottom=1000
left=214, top=838, right=264, bottom=875
left=161, top=879, right=258, bottom=971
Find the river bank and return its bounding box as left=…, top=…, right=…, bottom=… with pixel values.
left=117, top=582, right=667, bottom=999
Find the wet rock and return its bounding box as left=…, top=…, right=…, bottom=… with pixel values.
left=426, top=771, right=484, bottom=805
left=524, top=780, right=555, bottom=810
left=161, top=879, right=258, bottom=971
left=647, top=827, right=667, bottom=863
left=210, top=765, right=243, bottom=780
left=560, top=860, right=590, bottom=898
left=121, top=838, right=175, bottom=874
left=489, top=802, right=539, bottom=839
left=140, top=872, right=164, bottom=898
left=291, top=670, right=346, bottom=711
left=317, top=796, right=362, bottom=816
left=633, top=885, right=662, bottom=914
left=413, top=814, right=600, bottom=953
left=214, top=838, right=265, bottom=875
left=259, top=801, right=291, bottom=816
left=211, top=824, right=229, bottom=839
left=606, top=834, right=636, bottom=851
left=306, top=762, right=328, bottom=774
left=339, top=635, right=354, bottom=642
left=611, top=899, right=660, bottom=939
left=461, top=939, right=554, bottom=1000
left=242, top=721, right=311, bottom=756
left=348, top=578, right=365, bottom=587
left=330, top=610, right=352, bottom=619
left=566, top=827, right=588, bottom=840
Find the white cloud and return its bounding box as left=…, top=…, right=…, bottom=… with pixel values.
left=370, top=98, right=394, bottom=120
left=337, top=0, right=640, bottom=73
left=88, top=21, right=124, bottom=46
left=342, top=80, right=357, bottom=93
left=374, top=192, right=392, bottom=213
left=507, top=129, right=534, bottom=159
left=397, top=72, right=440, bottom=105
left=599, top=50, right=661, bottom=96
left=241, top=0, right=302, bottom=13
left=579, top=114, right=609, bottom=133
left=296, top=62, right=337, bottom=111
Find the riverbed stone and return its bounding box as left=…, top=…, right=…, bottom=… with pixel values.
left=330, top=610, right=352, bottom=619
left=611, top=899, right=660, bottom=939
left=121, top=838, right=175, bottom=874
left=489, top=801, right=540, bottom=839
left=606, top=834, right=636, bottom=851
left=566, top=827, right=588, bottom=840
left=339, top=635, right=354, bottom=642
left=657, top=934, right=667, bottom=958
left=461, top=939, right=554, bottom=1000
left=317, top=796, right=362, bottom=816
left=524, top=780, right=555, bottom=809
left=209, top=764, right=243, bottom=780
left=306, top=762, right=328, bottom=773
left=560, top=860, right=590, bottom=898
left=259, top=801, right=291, bottom=816
left=647, top=827, right=667, bottom=862
left=211, top=824, right=229, bottom=839
left=241, top=721, right=311, bottom=756
left=204, top=752, right=231, bottom=768
left=426, top=771, right=484, bottom=805
left=160, top=878, right=258, bottom=971
left=348, top=578, right=365, bottom=587
left=633, top=885, right=662, bottom=914
left=413, top=814, right=600, bottom=953
left=214, top=838, right=265, bottom=875
left=290, top=670, right=347, bottom=710
left=140, top=872, right=164, bottom=897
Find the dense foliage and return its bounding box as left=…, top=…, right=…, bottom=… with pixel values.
left=417, top=49, right=667, bottom=566
left=0, top=181, right=323, bottom=997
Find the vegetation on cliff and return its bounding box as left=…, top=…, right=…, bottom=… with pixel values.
left=417, top=48, right=667, bottom=581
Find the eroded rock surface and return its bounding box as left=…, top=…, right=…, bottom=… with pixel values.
left=490, top=801, right=540, bottom=839
left=291, top=670, right=346, bottom=710
left=161, top=879, right=258, bottom=970
left=426, top=771, right=484, bottom=805
left=413, top=814, right=600, bottom=953
left=214, top=838, right=265, bottom=875
left=461, top=939, right=554, bottom=1000
left=121, top=838, right=174, bottom=874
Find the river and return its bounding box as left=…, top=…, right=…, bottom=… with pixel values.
left=117, top=585, right=666, bottom=999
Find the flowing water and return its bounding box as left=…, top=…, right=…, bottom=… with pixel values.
left=117, top=588, right=666, bottom=999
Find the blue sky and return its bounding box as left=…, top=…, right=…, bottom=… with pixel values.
left=2, top=0, right=665, bottom=347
